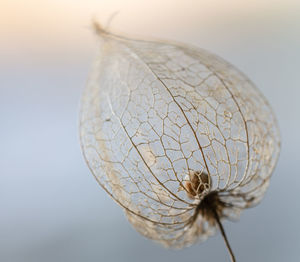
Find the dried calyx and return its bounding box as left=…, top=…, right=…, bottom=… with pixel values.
left=80, top=20, right=280, bottom=262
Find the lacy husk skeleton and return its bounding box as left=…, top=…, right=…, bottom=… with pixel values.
left=80, top=22, right=280, bottom=261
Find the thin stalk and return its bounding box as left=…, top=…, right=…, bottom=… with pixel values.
left=213, top=209, right=236, bottom=262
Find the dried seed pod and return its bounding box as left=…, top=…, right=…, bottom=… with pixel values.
left=184, top=170, right=210, bottom=199
left=79, top=22, right=280, bottom=261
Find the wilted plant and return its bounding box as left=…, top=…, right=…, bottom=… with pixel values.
left=79, top=22, right=280, bottom=262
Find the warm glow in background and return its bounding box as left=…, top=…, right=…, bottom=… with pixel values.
left=1, top=1, right=299, bottom=262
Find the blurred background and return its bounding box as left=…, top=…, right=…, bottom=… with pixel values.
left=1, top=0, right=299, bottom=261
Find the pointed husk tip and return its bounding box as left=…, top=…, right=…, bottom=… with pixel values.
left=92, top=20, right=109, bottom=36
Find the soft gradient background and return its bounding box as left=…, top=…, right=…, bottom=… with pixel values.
left=1, top=0, right=299, bottom=261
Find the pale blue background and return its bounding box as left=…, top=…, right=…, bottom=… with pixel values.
left=1, top=1, right=299, bottom=261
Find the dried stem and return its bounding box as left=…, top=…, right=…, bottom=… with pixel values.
left=213, top=209, right=236, bottom=262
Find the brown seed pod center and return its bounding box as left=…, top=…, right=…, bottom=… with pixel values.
left=184, top=171, right=210, bottom=199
